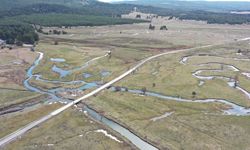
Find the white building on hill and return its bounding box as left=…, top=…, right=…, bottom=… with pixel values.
left=0, top=39, right=5, bottom=45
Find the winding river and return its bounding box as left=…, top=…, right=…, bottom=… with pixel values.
left=23, top=51, right=159, bottom=150
left=111, top=87, right=250, bottom=116
left=22, top=51, right=250, bottom=150
left=185, top=57, right=250, bottom=99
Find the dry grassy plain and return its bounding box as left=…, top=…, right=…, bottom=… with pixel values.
left=0, top=48, right=43, bottom=107
left=2, top=106, right=134, bottom=150
left=2, top=13, right=250, bottom=150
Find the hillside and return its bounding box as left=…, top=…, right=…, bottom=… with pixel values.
left=1, top=0, right=250, bottom=44
left=0, top=0, right=90, bottom=11
left=115, top=0, right=250, bottom=12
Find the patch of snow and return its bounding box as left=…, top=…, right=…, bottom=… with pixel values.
left=236, top=86, right=250, bottom=99
left=242, top=72, right=250, bottom=78
left=227, top=65, right=239, bottom=72
left=152, top=71, right=158, bottom=75
left=227, top=81, right=235, bottom=87
left=59, top=101, right=68, bottom=104
left=198, top=80, right=205, bottom=86
left=233, top=58, right=250, bottom=61
left=13, top=61, right=22, bottom=65
left=47, top=144, right=54, bottom=146
left=133, top=33, right=139, bottom=36
left=180, top=56, right=188, bottom=65
left=238, top=37, right=250, bottom=41
left=23, top=44, right=33, bottom=47
left=95, top=129, right=122, bottom=143
left=150, top=112, right=174, bottom=122
left=83, top=110, right=87, bottom=115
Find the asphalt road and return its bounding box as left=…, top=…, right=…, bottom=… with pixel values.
left=0, top=38, right=248, bottom=148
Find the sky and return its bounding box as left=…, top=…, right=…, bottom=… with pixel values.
left=98, top=0, right=250, bottom=2
left=98, top=0, right=136, bottom=2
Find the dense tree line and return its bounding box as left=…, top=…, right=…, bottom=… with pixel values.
left=0, top=25, right=38, bottom=44
left=0, top=4, right=75, bottom=18
left=0, top=0, right=250, bottom=45
left=178, top=11, right=250, bottom=24
left=0, top=2, right=148, bottom=44
left=137, top=6, right=250, bottom=25
left=0, top=0, right=92, bottom=11
left=0, top=2, right=250, bottom=25
left=1, top=14, right=148, bottom=27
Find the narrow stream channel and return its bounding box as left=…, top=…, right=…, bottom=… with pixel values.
left=21, top=51, right=250, bottom=150
left=181, top=55, right=250, bottom=100
left=23, top=51, right=159, bottom=150
left=111, top=87, right=250, bottom=116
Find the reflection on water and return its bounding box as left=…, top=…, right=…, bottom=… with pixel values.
left=52, top=65, right=71, bottom=78
left=83, top=73, right=92, bottom=78
left=50, top=58, right=66, bottom=62
left=23, top=51, right=250, bottom=150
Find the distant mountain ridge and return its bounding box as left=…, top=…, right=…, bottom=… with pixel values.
left=0, top=0, right=250, bottom=25
left=1, top=0, right=250, bottom=45
left=114, top=0, right=250, bottom=12
left=0, top=0, right=92, bottom=11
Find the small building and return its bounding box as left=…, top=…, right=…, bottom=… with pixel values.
left=0, top=39, right=5, bottom=45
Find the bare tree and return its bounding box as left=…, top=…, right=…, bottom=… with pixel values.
left=220, top=64, right=224, bottom=70
left=124, top=87, right=128, bottom=92
left=136, top=14, right=141, bottom=19
left=234, top=75, right=239, bottom=88
left=149, top=24, right=155, bottom=30
left=108, top=51, right=112, bottom=59
left=160, top=25, right=168, bottom=30
left=192, top=91, right=196, bottom=98
left=152, top=83, right=156, bottom=87
left=141, top=87, right=147, bottom=95
left=54, top=41, right=59, bottom=45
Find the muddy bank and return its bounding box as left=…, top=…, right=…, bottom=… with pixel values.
left=0, top=95, right=47, bottom=116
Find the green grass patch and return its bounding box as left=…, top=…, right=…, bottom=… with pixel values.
left=3, top=108, right=134, bottom=150
left=87, top=91, right=250, bottom=150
